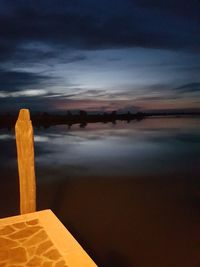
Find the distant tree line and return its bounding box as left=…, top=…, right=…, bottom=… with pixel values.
left=0, top=110, right=200, bottom=129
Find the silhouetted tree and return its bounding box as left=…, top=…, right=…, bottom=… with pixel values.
left=67, top=110, right=72, bottom=117
left=79, top=110, right=87, bottom=117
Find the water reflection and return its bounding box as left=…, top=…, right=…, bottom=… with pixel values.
left=0, top=117, right=200, bottom=267
left=32, top=117, right=200, bottom=178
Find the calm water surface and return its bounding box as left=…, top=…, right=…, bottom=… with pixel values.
left=0, top=117, right=200, bottom=267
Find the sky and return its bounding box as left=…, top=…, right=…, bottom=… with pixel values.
left=0, top=0, right=200, bottom=113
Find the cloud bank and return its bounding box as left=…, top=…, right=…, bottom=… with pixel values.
left=0, top=0, right=199, bottom=112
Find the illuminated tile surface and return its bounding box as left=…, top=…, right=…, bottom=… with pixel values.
left=0, top=219, right=67, bottom=266
left=0, top=210, right=97, bottom=267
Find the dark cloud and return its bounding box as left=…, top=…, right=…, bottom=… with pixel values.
left=133, top=0, right=200, bottom=20
left=174, top=82, right=200, bottom=93
left=136, top=95, right=179, bottom=101
left=0, top=94, right=58, bottom=112
left=9, top=48, right=87, bottom=65
left=0, top=0, right=199, bottom=64
left=0, top=68, right=54, bottom=92
left=0, top=0, right=199, bottom=112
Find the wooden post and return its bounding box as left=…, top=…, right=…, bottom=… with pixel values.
left=15, top=109, right=36, bottom=214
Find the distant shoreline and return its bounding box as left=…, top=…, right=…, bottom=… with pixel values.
left=0, top=111, right=200, bottom=129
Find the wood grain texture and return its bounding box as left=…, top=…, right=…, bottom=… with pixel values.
left=15, top=109, right=36, bottom=214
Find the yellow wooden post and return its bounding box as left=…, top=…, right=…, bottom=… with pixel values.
left=15, top=109, right=36, bottom=214
left=0, top=108, right=98, bottom=266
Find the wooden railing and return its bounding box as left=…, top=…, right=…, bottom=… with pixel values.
left=15, top=109, right=36, bottom=214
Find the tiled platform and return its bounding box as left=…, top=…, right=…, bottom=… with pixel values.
left=0, top=210, right=97, bottom=267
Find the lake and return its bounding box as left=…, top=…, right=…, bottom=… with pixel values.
left=0, top=117, right=200, bottom=267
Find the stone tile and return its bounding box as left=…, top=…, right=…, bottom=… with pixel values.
left=42, top=262, right=53, bottom=267
left=36, top=240, right=54, bottom=256
left=12, top=222, right=27, bottom=229
left=9, top=247, right=27, bottom=263
left=9, top=226, right=42, bottom=240
left=0, top=225, right=15, bottom=235
left=0, top=220, right=67, bottom=266
left=27, top=256, right=43, bottom=266
left=43, top=249, right=62, bottom=261
left=26, top=219, right=39, bottom=226
left=55, top=260, right=68, bottom=267
left=23, top=230, right=48, bottom=246
left=0, top=237, right=19, bottom=248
